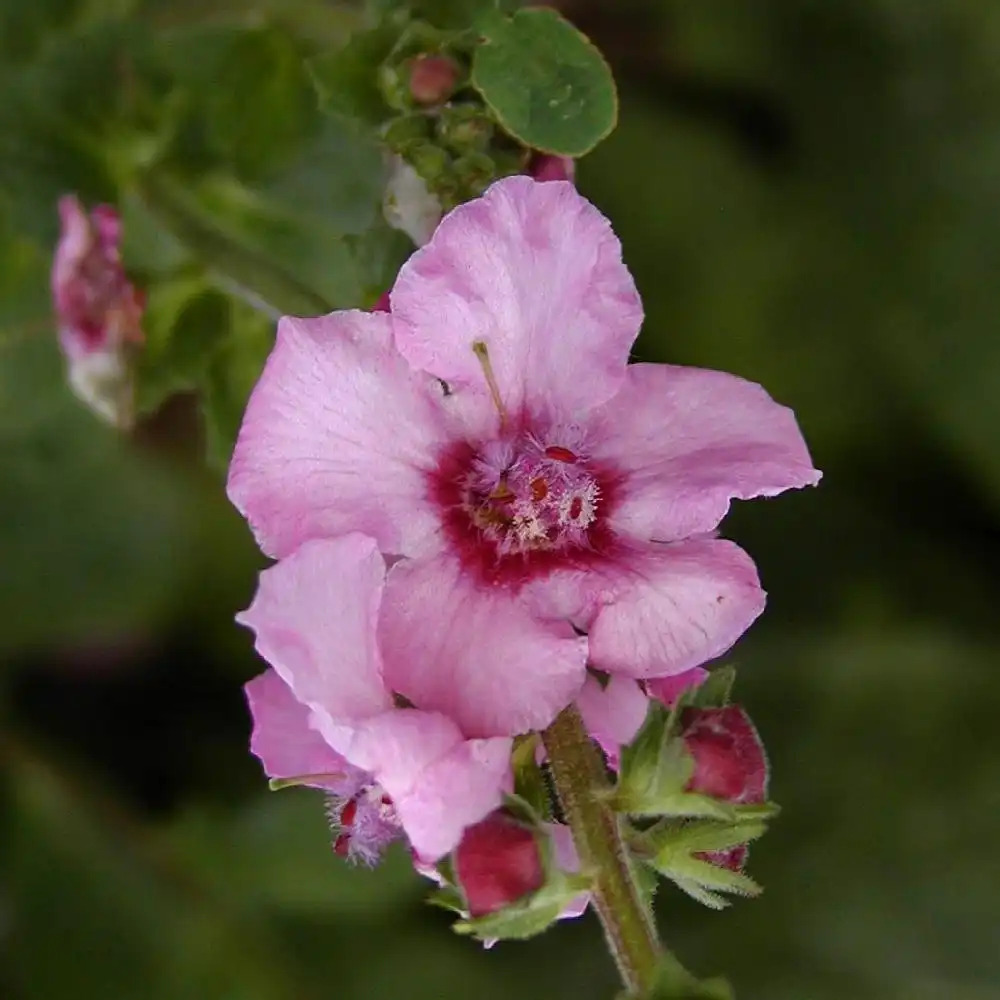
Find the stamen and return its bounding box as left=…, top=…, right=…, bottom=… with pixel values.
left=472, top=340, right=508, bottom=426
left=544, top=445, right=578, bottom=463
left=268, top=772, right=347, bottom=791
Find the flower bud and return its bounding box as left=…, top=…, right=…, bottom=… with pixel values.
left=681, top=705, right=768, bottom=804
left=409, top=53, right=460, bottom=106
left=454, top=811, right=544, bottom=917
left=527, top=153, right=576, bottom=183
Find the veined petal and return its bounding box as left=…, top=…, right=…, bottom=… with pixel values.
left=530, top=539, right=765, bottom=679
left=390, top=176, right=642, bottom=423
left=590, top=364, right=821, bottom=542
left=577, top=674, right=649, bottom=766
left=237, top=534, right=392, bottom=724
left=228, top=311, right=454, bottom=559
left=244, top=668, right=364, bottom=793
left=343, top=710, right=511, bottom=861
left=378, top=553, right=588, bottom=738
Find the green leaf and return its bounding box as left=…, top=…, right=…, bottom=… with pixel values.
left=137, top=171, right=333, bottom=316
left=202, top=26, right=316, bottom=180
left=135, top=278, right=231, bottom=415
left=199, top=301, right=273, bottom=471
left=643, top=953, right=735, bottom=1000
left=471, top=7, right=617, bottom=157
left=258, top=114, right=385, bottom=236
left=307, top=22, right=401, bottom=124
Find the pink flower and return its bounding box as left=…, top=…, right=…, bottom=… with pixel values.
left=228, top=176, right=820, bottom=741
left=240, top=532, right=512, bottom=862
left=51, top=195, right=143, bottom=427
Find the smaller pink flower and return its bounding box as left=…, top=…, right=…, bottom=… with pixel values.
left=240, top=533, right=512, bottom=863
left=51, top=195, right=144, bottom=427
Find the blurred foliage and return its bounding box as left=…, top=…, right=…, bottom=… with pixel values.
left=2, top=1, right=1000, bottom=999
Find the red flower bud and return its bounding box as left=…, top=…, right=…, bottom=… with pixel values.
left=454, top=812, right=544, bottom=917
left=409, top=54, right=460, bottom=106
left=527, top=153, right=576, bottom=183
left=681, top=705, right=768, bottom=804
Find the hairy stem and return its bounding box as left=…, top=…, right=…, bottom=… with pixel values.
left=543, top=704, right=661, bottom=994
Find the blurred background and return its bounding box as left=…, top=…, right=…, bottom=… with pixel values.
left=2, top=1, right=1000, bottom=998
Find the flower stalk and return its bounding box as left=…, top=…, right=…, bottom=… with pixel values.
left=542, top=703, right=661, bottom=995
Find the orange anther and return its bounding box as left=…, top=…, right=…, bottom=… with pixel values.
left=544, top=446, right=578, bottom=463
left=530, top=477, right=549, bottom=501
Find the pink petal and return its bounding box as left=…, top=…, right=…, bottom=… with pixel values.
left=227, top=311, right=454, bottom=559
left=236, top=534, right=392, bottom=724
left=577, top=674, right=649, bottom=766
left=647, top=667, right=709, bottom=705
left=549, top=824, right=589, bottom=920
left=390, top=176, right=642, bottom=423
left=530, top=539, right=765, bottom=679
left=345, top=710, right=511, bottom=861
left=244, top=668, right=359, bottom=791
left=378, top=553, right=588, bottom=738
left=590, top=364, right=821, bottom=542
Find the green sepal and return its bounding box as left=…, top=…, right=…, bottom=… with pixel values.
left=471, top=7, right=617, bottom=157
left=452, top=869, right=592, bottom=942
left=425, top=885, right=466, bottom=915
left=646, top=818, right=769, bottom=857
left=689, top=665, right=737, bottom=708
left=510, top=734, right=552, bottom=820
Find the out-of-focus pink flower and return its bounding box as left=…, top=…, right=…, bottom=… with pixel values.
left=51, top=195, right=143, bottom=427
left=229, top=176, right=820, bottom=742
left=409, top=53, right=460, bottom=106
left=240, top=533, right=512, bottom=863
left=454, top=812, right=545, bottom=916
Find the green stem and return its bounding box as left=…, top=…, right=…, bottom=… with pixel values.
left=543, top=704, right=661, bottom=995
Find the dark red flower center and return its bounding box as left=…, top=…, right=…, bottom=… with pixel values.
left=433, top=432, right=618, bottom=585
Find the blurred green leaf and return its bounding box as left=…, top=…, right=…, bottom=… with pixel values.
left=200, top=301, right=272, bottom=471
left=202, top=26, right=316, bottom=180
left=308, top=21, right=400, bottom=124
left=472, top=7, right=617, bottom=156
left=135, top=279, right=231, bottom=415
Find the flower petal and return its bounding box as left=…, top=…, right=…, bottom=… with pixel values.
left=228, top=311, right=454, bottom=559
left=590, top=364, right=821, bottom=542
left=390, top=176, right=642, bottom=422
left=577, top=674, right=649, bottom=766
left=344, top=709, right=511, bottom=861
left=647, top=667, right=708, bottom=706
left=244, top=668, right=363, bottom=793
left=530, top=539, right=765, bottom=679
left=378, top=553, right=588, bottom=738
left=237, top=534, right=392, bottom=724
